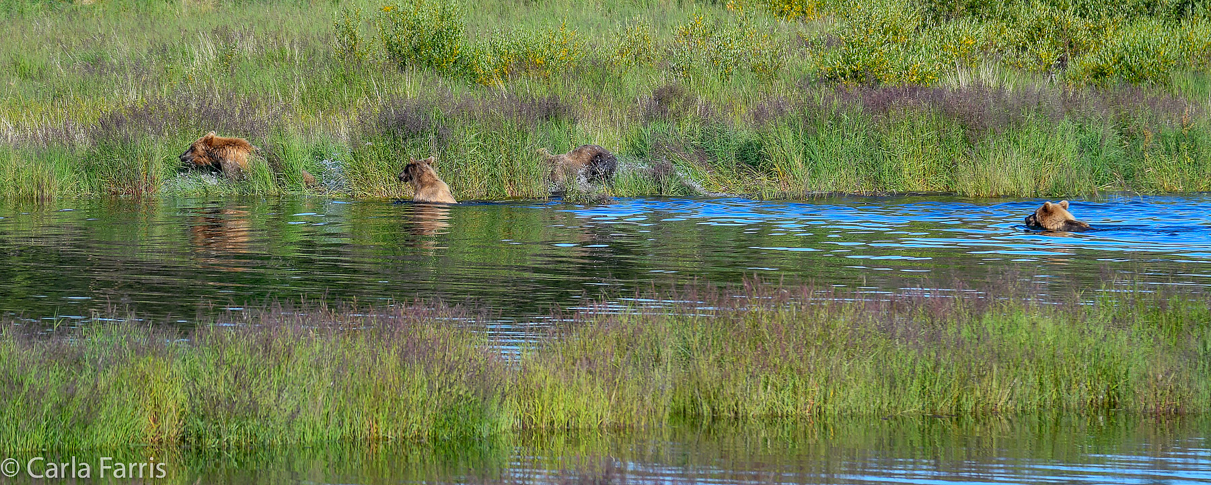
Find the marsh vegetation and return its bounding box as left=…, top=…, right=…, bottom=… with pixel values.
left=3, top=281, right=1208, bottom=451
left=2, top=0, right=1209, bottom=200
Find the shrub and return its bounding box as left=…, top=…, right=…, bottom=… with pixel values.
left=669, top=10, right=785, bottom=80
left=1177, top=18, right=1211, bottom=69
left=334, top=7, right=369, bottom=65
left=376, top=0, right=467, bottom=75
left=763, top=0, right=831, bottom=21
left=930, top=18, right=988, bottom=70
left=351, top=1, right=585, bottom=86
left=610, top=16, right=656, bottom=68
left=1072, top=19, right=1180, bottom=85
left=814, top=1, right=942, bottom=85
left=805, top=0, right=1210, bottom=86
left=997, top=3, right=1110, bottom=73
left=468, top=22, right=585, bottom=85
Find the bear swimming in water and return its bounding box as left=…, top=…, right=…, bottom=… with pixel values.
left=1025, top=200, right=1091, bottom=232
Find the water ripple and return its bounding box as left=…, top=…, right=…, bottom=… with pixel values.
left=1, top=194, right=1208, bottom=324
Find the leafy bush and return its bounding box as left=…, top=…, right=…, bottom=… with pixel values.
left=611, top=16, right=657, bottom=68
left=352, top=1, right=586, bottom=85
left=468, top=22, right=586, bottom=86
left=763, top=0, right=831, bottom=21
left=923, top=18, right=989, bottom=71
left=376, top=0, right=467, bottom=75
left=669, top=10, right=785, bottom=79
left=997, top=3, right=1111, bottom=72
left=1072, top=19, right=1180, bottom=85
left=1177, top=18, right=1211, bottom=68
left=814, top=1, right=942, bottom=85
left=334, top=7, right=369, bottom=65
left=806, top=0, right=1211, bottom=86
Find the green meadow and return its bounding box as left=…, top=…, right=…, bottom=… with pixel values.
left=2, top=0, right=1210, bottom=200
left=2, top=282, right=1209, bottom=451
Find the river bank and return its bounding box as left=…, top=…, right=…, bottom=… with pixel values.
left=2, top=0, right=1209, bottom=200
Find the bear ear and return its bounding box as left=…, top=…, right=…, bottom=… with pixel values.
left=204, top=131, right=216, bottom=140
left=1042, top=201, right=1053, bottom=211
left=1058, top=200, right=1069, bottom=209
left=421, top=157, right=434, bottom=165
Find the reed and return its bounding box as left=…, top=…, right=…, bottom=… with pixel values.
left=2, top=0, right=1210, bottom=200
left=2, top=281, right=1208, bottom=451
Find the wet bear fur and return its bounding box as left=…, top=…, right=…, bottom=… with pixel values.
left=538, top=145, right=617, bottom=186
left=180, top=131, right=257, bottom=179
left=397, top=157, right=457, bottom=204
left=1025, top=200, right=1092, bottom=232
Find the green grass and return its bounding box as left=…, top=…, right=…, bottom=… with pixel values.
left=1, top=0, right=1210, bottom=200
left=0, top=302, right=511, bottom=451
left=3, top=282, right=1209, bottom=452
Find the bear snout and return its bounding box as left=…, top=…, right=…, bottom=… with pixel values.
left=398, top=170, right=411, bottom=183
left=1024, top=214, right=1037, bottom=227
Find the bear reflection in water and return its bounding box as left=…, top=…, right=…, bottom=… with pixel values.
left=189, top=208, right=252, bottom=271
left=408, top=203, right=451, bottom=236
left=404, top=203, right=451, bottom=252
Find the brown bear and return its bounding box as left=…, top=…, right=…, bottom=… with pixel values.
left=1025, top=200, right=1092, bottom=232
left=538, top=145, right=617, bottom=186
left=301, top=169, right=317, bottom=188
left=180, top=131, right=257, bottom=179
left=398, top=157, right=457, bottom=204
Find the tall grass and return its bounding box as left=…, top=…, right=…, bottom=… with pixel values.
left=3, top=281, right=1209, bottom=451
left=0, top=301, right=511, bottom=451
left=1, top=0, right=1209, bottom=200
left=516, top=282, right=1211, bottom=427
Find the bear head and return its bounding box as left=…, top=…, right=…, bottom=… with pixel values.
left=180, top=131, right=218, bottom=169
left=1025, top=200, right=1090, bottom=231
left=398, top=157, right=437, bottom=185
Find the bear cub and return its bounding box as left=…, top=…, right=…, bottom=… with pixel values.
left=398, top=157, right=457, bottom=204
left=1025, top=200, right=1091, bottom=232
left=180, top=132, right=257, bottom=179
left=538, top=145, right=617, bottom=187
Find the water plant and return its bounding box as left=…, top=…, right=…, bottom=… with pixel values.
left=3, top=281, right=1208, bottom=451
